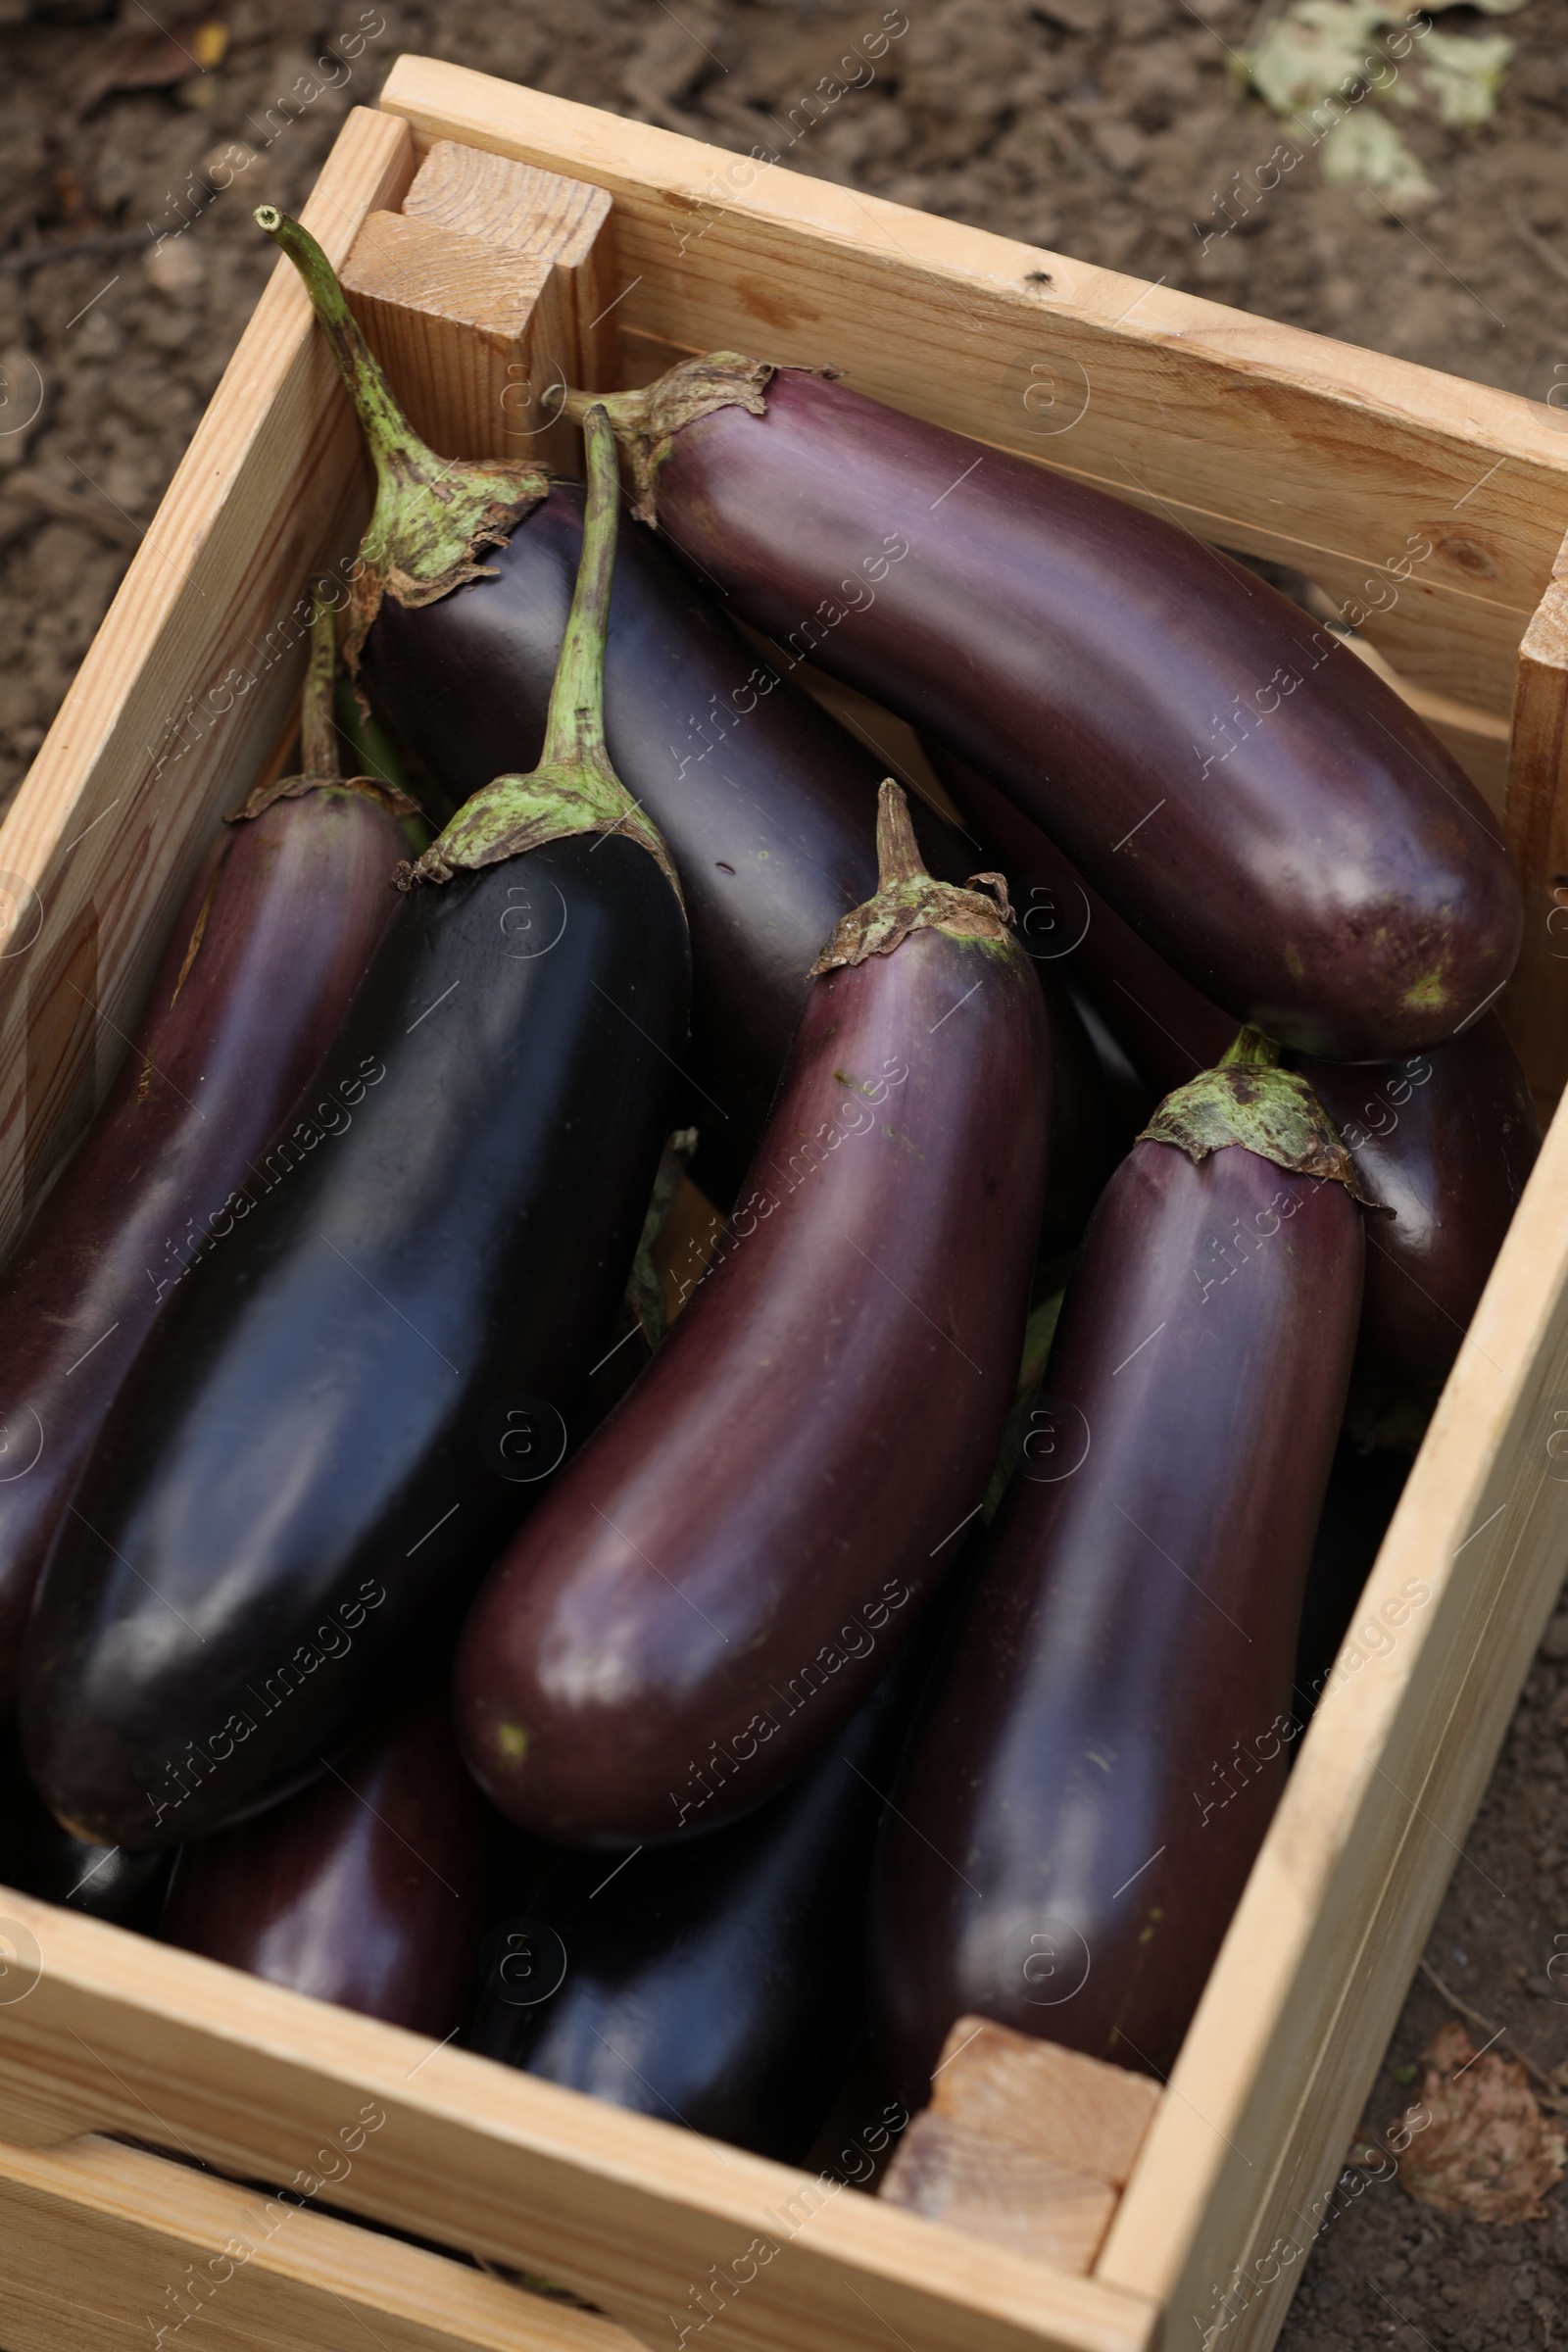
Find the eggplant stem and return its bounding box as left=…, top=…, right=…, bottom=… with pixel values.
left=539, top=408, right=616, bottom=778
left=1219, top=1025, right=1282, bottom=1069
left=875, top=775, right=929, bottom=890
left=299, top=593, right=342, bottom=784
left=255, top=207, right=548, bottom=671
left=255, top=207, right=432, bottom=483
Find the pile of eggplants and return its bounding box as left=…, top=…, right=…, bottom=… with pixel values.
left=0, top=200, right=1542, bottom=2167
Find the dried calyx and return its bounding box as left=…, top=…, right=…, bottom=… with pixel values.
left=396, top=408, right=682, bottom=906
left=1141, top=1026, right=1385, bottom=1205
left=564, top=351, right=776, bottom=524
left=230, top=596, right=420, bottom=828
left=256, top=208, right=550, bottom=671
left=811, top=780, right=1013, bottom=974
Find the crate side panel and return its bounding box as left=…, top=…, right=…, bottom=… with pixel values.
left=1096, top=1077, right=1568, bottom=2334
left=0, top=106, right=414, bottom=1255
left=0, top=1897, right=1153, bottom=2352
left=0, top=2131, right=629, bottom=2352
left=378, top=59, right=1568, bottom=714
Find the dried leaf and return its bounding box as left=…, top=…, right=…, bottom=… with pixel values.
left=1320, top=108, right=1438, bottom=205
left=1414, top=29, right=1516, bottom=126
left=1399, top=2023, right=1568, bottom=2225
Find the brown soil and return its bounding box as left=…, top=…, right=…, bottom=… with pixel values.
left=2, top=1, right=1567, bottom=2342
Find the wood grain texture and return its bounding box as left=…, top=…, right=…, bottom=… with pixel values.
left=883, top=2121, right=1117, bottom=2273
left=375, top=57, right=1568, bottom=716
left=0, top=1893, right=1157, bottom=2352
left=0, top=2129, right=633, bottom=2352
left=1502, top=527, right=1568, bottom=1105
left=1096, top=1049, right=1568, bottom=2342
left=881, top=2021, right=1161, bottom=2275
left=404, top=138, right=618, bottom=390
left=0, top=104, right=414, bottom=1258
left=340, top=208, right=576, bottom=470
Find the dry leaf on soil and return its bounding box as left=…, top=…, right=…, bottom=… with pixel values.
left=1398, top=2021, right=1567, bottom=2225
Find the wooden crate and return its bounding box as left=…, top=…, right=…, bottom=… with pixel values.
left=0, top=57, right=1566, bottom=2352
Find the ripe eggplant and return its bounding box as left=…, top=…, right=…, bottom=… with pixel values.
left=19, top=410, right=690, bottom=1851
left=454, top=782, right=1051, bottom=1846
left=468, top=1571, right=960, bottom=2161
left=936, top=743, right=1540, bottom=1385
left=868, top=1033, right=1365, bottom=2096
left=0, top=605, right=416, bottom=1718
left=1301, top=1024, right=1539, bottom=1386
left=162, top=1688, right=493, bottom=2038
left=575, top=357, right=1520, bottom=1059
left=260, top=209, right=969, bottom=1205
left=0, top=1740, right=172, bottom=1929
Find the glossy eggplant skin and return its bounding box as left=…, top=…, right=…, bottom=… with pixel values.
left=1298, top=1025, right=1539, bottom=1385
left=868, top=1139, right=1362, bottom=2098
left=937, top=744, right=1541, bottom=1385
left=20, top=837, right=688, bottom=1851
left=455, top=906, right=1051, bottom=1847
left=0, top=1740, right=172, bottom=1928
left=162, top=1690, right=492, bottom=2038
left=362, top=481, right=968, bottom=1201
left=930, top=744, right=1231, bottom=1095
left=470, top=1607, right=938, bottom=2162
left=0, top=791, right=407, bottom=1717
left=632, top=368, right=1519, bottom=1058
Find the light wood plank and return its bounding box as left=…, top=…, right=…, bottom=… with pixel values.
left=0, top=105, right=415, bottom=1255
left=0, top=1895, right=1156, bottom=2352
left=1501, top=527, right=1568, bottom=1105
left=404, top=139, right=618, bottom=390
left=341, top=209, right=576, bottom=471
left=883, top=2120, right=1117, bottom=2275
left=1097, top=1055, right=1568, bottom=2342
left=0, top=2130, right=625, bottom=2352
left=881, top=2021, right=1161, bottom=2277
left=376, top=58, right=1568, bottom=716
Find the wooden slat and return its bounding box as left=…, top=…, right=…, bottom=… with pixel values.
left=340, top=209, right=577, bottom=471
left=0, top=1900, right=1156, bottom=2352
left=0, top=2131, right=625, bottom=2352
left=1501, top=526, right=1568, bottom=1105
left=404, top=139, right=617, bottom=390
left=375, top=58, right=1568, bottom=717
left=1097, top=1057, right=1568, bottom=2342
left=0, top=105, right=415, bottom=1255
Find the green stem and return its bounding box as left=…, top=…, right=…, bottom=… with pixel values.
left=396, top=407, right=683, bottom=905
left=1219, top=1025, right=1282, bottom=1069
left=255, top=207, right=549, bottom=669
left=538, top=407, right=616, bottom=777
left=299, top=593, right=341, bottom=782
left=255, top=207, right=434, bottom=488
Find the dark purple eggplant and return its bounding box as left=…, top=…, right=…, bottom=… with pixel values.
left=0, top=1739, right=172, bottom=1928
left=867, top=1033, right=1364, bottom=2097
left=0, top=606, right=416, bottom=1717
left=468, top=1564, right=964, bottom=2161
left=259, top=210, right=977, bottom=1207
left=19, top=410, right=690, bottom=1852
left=1301, top=1027, right=1539, bottom=1385
left=1294, top=1435, right=1412, bottom=1710
left=454, top=782, right=1051, bottom=1847
left=162, top=1689, right=492, bottom=2037
left=576, top=357, right=1520, bottom=1060
left=935, top=743, right=1541, bottom=1386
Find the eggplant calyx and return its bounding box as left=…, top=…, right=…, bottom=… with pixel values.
left=810, top=778, right=1015, bottom=973
left=564, top=352, right=774, bottom=524
left=255, top=209, right=548, bottom=668
left=231, top=770, right=421, bottom=823
left=395, top=757, right=681, bottom=898
left=1140, top=1050, right=1385, bottom=1206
